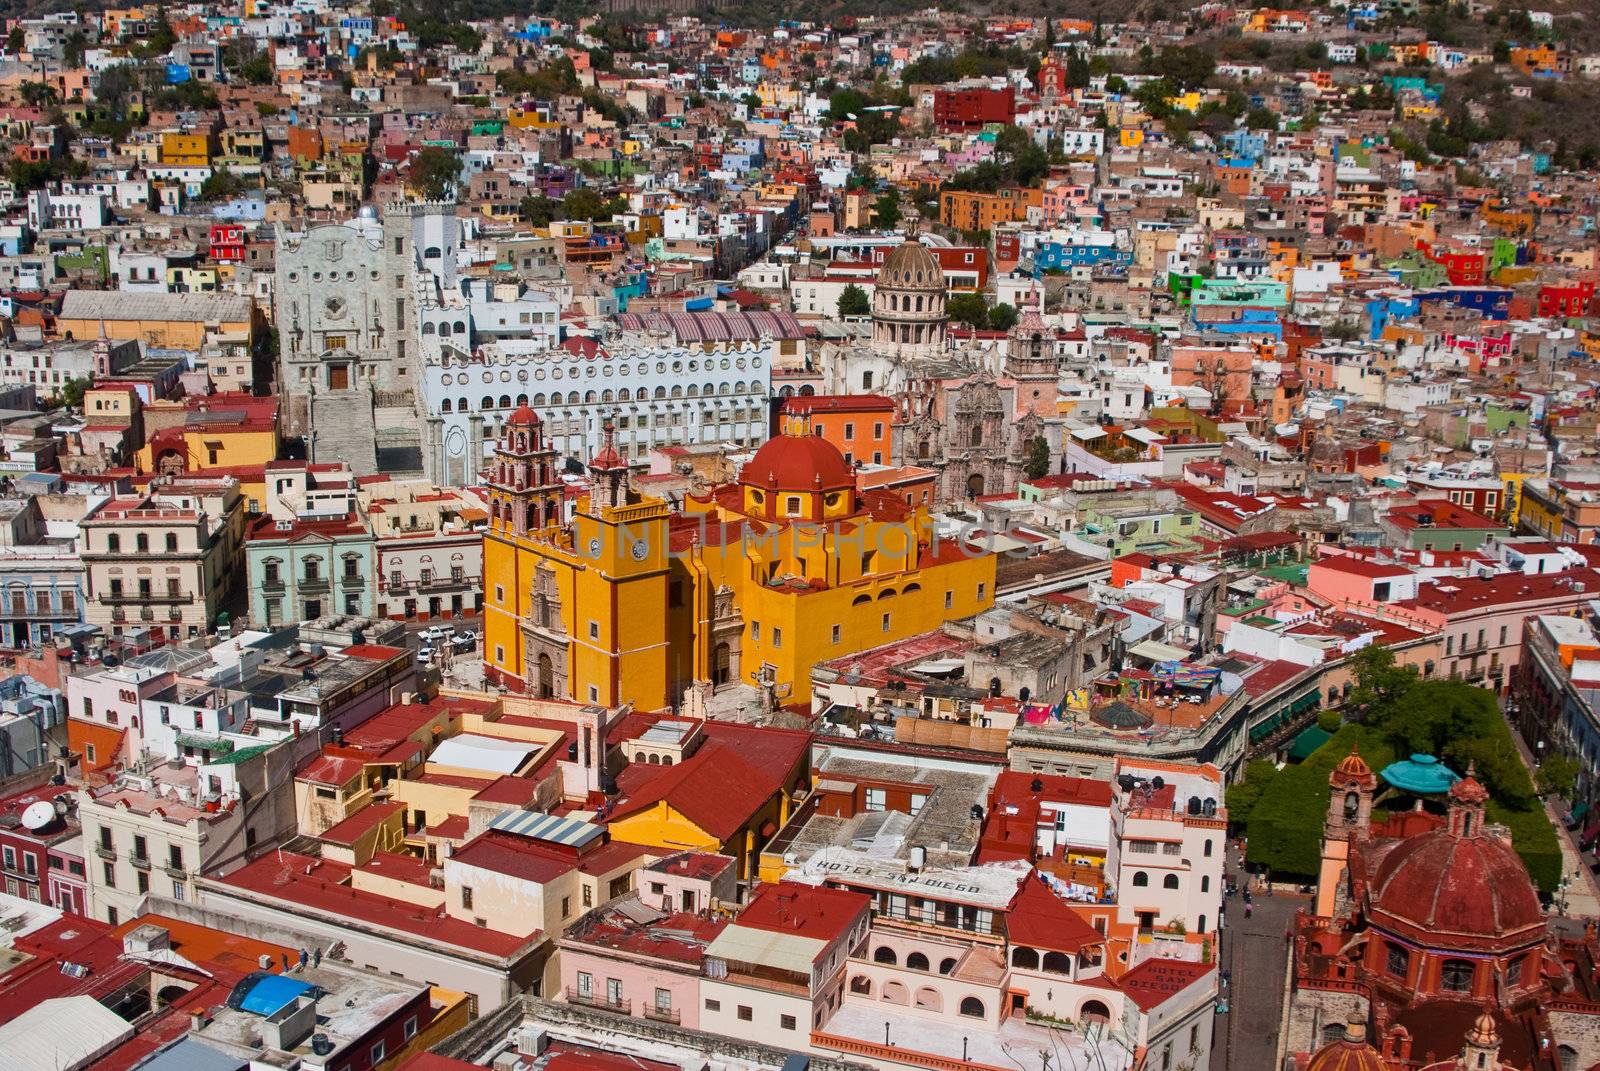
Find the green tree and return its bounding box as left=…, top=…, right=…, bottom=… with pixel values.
left=1492, top=39, right=1511, bottom=63
left=200, top=166, right=244, bottom=201
left=1246, top=106, right=1279, bottom=131
left=19, top=81, right=57, bottom=108
left=1152, top=44, right=1216, bottom=91
left=562, top=187, right=625, bottom=222
left=63, top=30, right=87, bottom=68
left=946, top=292, right=989, bottom=328
left=240, top=49, right=274, bottom=86
left=837, top=284, right=870, bottom=318
left=1536, top=753, right=1581, bottom=800
left=1023, top=435, right=1050, bottom=480
left=5, top=27, right=21, bottom=55
left=518, top=194, right=561, bottom=227
left=58, top=377, right=89, bottom=407
left=874, top=189, right=901, bottom=229
left=408, top=145, right=461, bottom=201
left=1104, top=74, right=1128, bottom=95
left=1344, top=644, right=1418, bottom=717
left=988, top=302, right=1018, bottom=331
left=1224, top=760, right=1279, bottom=827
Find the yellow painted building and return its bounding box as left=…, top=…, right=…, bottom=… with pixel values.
left=483, top=408, right=673, bottom=711
left=159, top=131, right=213, bottom=166
left=484, top=412, right=996, bottom=711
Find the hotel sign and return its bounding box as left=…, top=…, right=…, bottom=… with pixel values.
left=796, top=847, right=1025, bottom=910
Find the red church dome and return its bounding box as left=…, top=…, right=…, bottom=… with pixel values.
left=1306, top=1023, right=1390, bottom=1071
left=742, top=431, right=855, bottom=493
left=1367, top=823, right=1544, bottom=949
left=509, top=404, right=539, bottom=426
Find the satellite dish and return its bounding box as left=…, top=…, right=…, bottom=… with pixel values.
left=21, top=801, right=55, bottom=831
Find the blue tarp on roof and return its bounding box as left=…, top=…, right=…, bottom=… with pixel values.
left=1380, top=753, right=1460, bottom=794
left=235, top=974, right=316, bottom=1017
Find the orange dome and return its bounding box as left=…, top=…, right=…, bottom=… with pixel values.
left=743, top=432, right=855, bottom=493
left=1307, top=1023, right=1390, bottom=1071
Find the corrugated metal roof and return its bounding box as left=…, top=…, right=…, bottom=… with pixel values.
left=488, top=808, right=604, bottom=848
left=59, top=289, right=253, bottom=325
left=617, top=309, right=804, bottom=343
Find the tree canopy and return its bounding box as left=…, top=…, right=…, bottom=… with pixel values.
left=408, top=146, right=462, bottom=201
left=837, top=284, right=870, bottom=318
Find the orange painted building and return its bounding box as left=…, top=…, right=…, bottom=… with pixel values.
left=778, top=394, right=896, bottom=467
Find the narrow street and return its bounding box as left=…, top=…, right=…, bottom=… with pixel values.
left=1211, top=849, right=1306, bottom=1071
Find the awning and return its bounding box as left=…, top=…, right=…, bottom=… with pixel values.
left=1288, top=724, right=1332, bottom=761
left=1129, top=639, right=1192, bottom=662
left=1124, top=427, right=1167, bottom=444
left=1070, top=426, right=1107, bottom=441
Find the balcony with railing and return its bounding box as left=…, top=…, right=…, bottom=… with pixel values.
left=642, top=1004, right=681, bottom=1025
left=101, top=590, right=186, bottom=605
left=129, top=853, right=150, bottom=870
left=299, top=576, right=331, bottom=594
left=564, top=987, right=630, bottom=1014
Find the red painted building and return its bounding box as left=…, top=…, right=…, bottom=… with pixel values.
left=1537, top=279, right=1596, bottom=318
left=866, top=242, right=989, bottom=289
left=0, top=779, right=87, bottom=914
left=932, top=86, right=1016, bottom=130
left=209, top=222, right=246, bottom=263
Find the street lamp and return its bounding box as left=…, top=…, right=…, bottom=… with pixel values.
left=884, top=1022, right=891, bottom=1046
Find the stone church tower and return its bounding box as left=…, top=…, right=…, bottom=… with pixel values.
left=871, top=235, right=947, bottom=362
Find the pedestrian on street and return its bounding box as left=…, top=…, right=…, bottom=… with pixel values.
left=1245, top=904, right=1252, bottom=919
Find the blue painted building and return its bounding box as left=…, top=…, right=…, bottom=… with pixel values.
left=1418, top=286, right=1514, bottom=321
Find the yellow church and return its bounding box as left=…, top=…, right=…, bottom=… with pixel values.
left=483, top=408, right=996, bottom=710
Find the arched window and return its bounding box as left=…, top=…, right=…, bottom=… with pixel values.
left=906, top=952, right=929, bottom=971
left=439, top=322, right=452, bottom=338
left=619, top=388, right=632, bottom=401
left=1042, top=951, right=1072, bottom=975
left=849, top=975, right=872, bottom=995
left=481, top=395, right=494, bottom=410
left=670, top=385, right=683, bottom=398
left=959, top=997, right=985, bottom=1019
left=914, top=987, right=941, bottom=1012
left=1198, top=914, right=1207, bottom=934
left=1011, top=947, right=1039, bottom=969
left=1163, top=874, right=1180, bottom=890
left=881, top=981, right=908, bottom=1005
left=1080, top=1000, right=1110, bottom=1024
left=442, top=399, right=453, bottom=413
left=516, top=394, right=527, bottom=406
left=1132, top=871, right=1149, bottom=887
left=1203, top=839, right=1213, bottom=857
left=1442, top=958, right=1474, bottom=993
left=1201, top=876, right=1210, bottom=893
left=654, top=387, right=666, bottom=399
left=938, top=957, right=958, bottom=975
left=499, top=395, right=511, bottom=408
left=872, top=946, right=897, bottom=965
left=454, top=320, right=466, bottom=334
left=602, top=390, right=614, bottom=403
left=533, top=393, right=546, bottom=406
left=687, top=384, right=699, bottom=397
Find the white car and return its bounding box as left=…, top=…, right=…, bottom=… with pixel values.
left=453, top=629, right=477, bottom=645
left=421, top=625, right=451, bottom=641
left=416, top=646, right=435, bottom=665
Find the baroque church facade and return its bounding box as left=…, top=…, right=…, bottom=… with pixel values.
left=824, top=234, right=1065, bottom=503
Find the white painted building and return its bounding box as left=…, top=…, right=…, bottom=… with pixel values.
left=420, top=335, right=773, bottom=485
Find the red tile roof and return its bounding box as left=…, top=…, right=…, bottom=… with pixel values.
left=608, top=722, right=810, bottom=841
left=1004, top=873, right=1106, bottom=953
left=734, top=881, right=869, bottom=942
left=1115, top=956, right=1214, bottom=1011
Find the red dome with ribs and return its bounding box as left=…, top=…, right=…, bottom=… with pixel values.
left=742, top=433, right=854, bottom=492
left=1367, top=826, right=1544, bottom=949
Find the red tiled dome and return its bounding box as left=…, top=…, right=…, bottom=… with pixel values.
left=1306, top=1023, right=1390, bottom=1071
left=508, top=404, right=539, bottom=426
left=743, top=432, right=854, bottom=492
left=1367, top=824, right=1544, bottom=948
